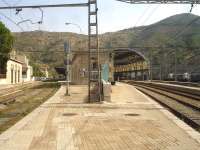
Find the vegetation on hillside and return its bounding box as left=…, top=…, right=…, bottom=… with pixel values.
left=12, top=13, right=200, bottom=77
left=31, top=63, right=45, bottom=77
left=0, top=22, right=13, bottom=75
left=13, top=31, right=87, bottom=77
left=101, top=13, right=200, bottom=76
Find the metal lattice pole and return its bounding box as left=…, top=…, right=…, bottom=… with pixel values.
left=88, top=0, right=100, bottom=102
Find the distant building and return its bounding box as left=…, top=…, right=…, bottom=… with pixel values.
left=18, top=55, right=33, bottom=82
left=0, top=57, right=23, bottom=85
left=0, top=51, right=33, bottom=85
left=70, top=52, right=111, bottom=84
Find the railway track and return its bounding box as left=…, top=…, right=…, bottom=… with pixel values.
left=126, top=81, right=200, bottom=132
left=0, top=82, right=41, bottom=105
left=151, top=80, right=200, bottom=88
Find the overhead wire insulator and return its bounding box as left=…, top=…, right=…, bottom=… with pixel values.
left=38, top=7, right=43, bottom=24
left=190, top=3, right=194, bottom=13
left=15, top=8, right=22, bottom=14
left=16, top=7, right=44, bottom=26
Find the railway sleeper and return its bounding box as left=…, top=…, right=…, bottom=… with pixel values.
left=2, top=98, right=16, bottom=105
left=0, top=92, right=24, bottom=105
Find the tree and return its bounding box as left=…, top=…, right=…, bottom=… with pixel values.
left=0, top=22, right=13, bottom=74
left=31, top=63, right=45, bottom=77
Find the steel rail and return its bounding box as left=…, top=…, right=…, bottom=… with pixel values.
left=131, top=81, right=200, bottom=100
left=126, top=81, right=200, bottom=131
left=0, top=83, right=39, bottom=104
left=135, top=85, right=200, bottom=131
left=133, top=83, right=200, bottom=110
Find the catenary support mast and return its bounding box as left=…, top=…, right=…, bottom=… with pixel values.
left=88, top=0, right=101, bottom=102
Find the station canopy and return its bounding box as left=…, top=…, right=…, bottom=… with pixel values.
left=114, top=49, right=147, bottom=66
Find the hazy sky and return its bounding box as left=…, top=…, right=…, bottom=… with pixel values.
left=0, top=0, right=200, bottom=34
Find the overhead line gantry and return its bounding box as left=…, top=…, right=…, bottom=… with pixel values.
left=117, top=0, right=200, bottom=4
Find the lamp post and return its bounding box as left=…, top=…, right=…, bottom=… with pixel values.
left=65, top=22, right=84, bottom=49
left=65, top=22, right=83, bottom=48
left=65, top=22, right=82, bottom=33
left=64, top=42, right=70, bottom=96
left=64, top=22, right=82, bottom=96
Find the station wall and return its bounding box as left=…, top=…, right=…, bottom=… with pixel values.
left=71, top=52, right=112, bottom=84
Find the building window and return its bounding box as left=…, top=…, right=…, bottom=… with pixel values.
left=15, top=70, right=17, bottom=83
left=18, top=70, right=20, bottom=82
left=11, top=69, right=13, bottom=84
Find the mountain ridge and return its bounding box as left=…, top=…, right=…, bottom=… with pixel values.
left=12, top=13, right=200, bottom=76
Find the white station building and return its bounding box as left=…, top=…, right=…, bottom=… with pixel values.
left=0, top=51, right=33, bottom=85
left=0, top=58, right=23, bottom=84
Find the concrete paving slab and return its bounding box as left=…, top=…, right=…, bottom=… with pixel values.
left=0, top=83, right=199, bottom=150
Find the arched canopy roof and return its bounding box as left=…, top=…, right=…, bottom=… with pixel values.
left=114, top=48, right=148, bottom=66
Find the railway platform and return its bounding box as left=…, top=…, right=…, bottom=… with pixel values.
left=0, top=83, right=200, bottom=150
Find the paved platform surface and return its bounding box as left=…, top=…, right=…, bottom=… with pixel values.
left=0, top=83, right=200, bottom=150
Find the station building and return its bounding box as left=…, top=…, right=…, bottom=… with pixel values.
left=71, top=51, right=113, bottom=84
left=55, top=48, right=149, bottom=85
left=0, top=58, right=23, bottom=84
left=18, top=55, right=33, bottom=82
left=55, top=50, right=113, bottom=84
left=0, top=51, right=33, bottom=85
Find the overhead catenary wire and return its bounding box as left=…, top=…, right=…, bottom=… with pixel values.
left=139, top=4, right=160, bottom=26
left=1, top=0, right=23, bottom=6
left=1, top=0, right=9, bottom=6
left=129, top=4, right=160, bottom=37
left=116, top=0, right=200, bottom=4
left=0, top=3, right=88, bottom=9
left=133, top=6, right=151, bottom=28
left=172, top=16, right=200, bottom=40
left=14, top=0, right=24, bottom=6
left=0, top=2, right=87, bottom=32
left=0, top=0, right=26, bottom=31
left=155, top=14, right=200, bottom=78
left=0, top=12, right=24, bottom=31
left=17, top=13, right=31, bottom=30
left=17, top=8, right=44, bottom=25
left=108, top=5, right=159, bottom=49
left=0, top=46, right=198, bottom=54
left=190, top=3, right=194, bottom=12
left=160, top=15, right=200, bottom=51
left=1, top=0, right=36, bottom=31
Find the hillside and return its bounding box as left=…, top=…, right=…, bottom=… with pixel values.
left=13, top=31, right=88, bottom=76
left=12, top=13, right=200, bottom=76
left=103, top=13, right=200, bottom=48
